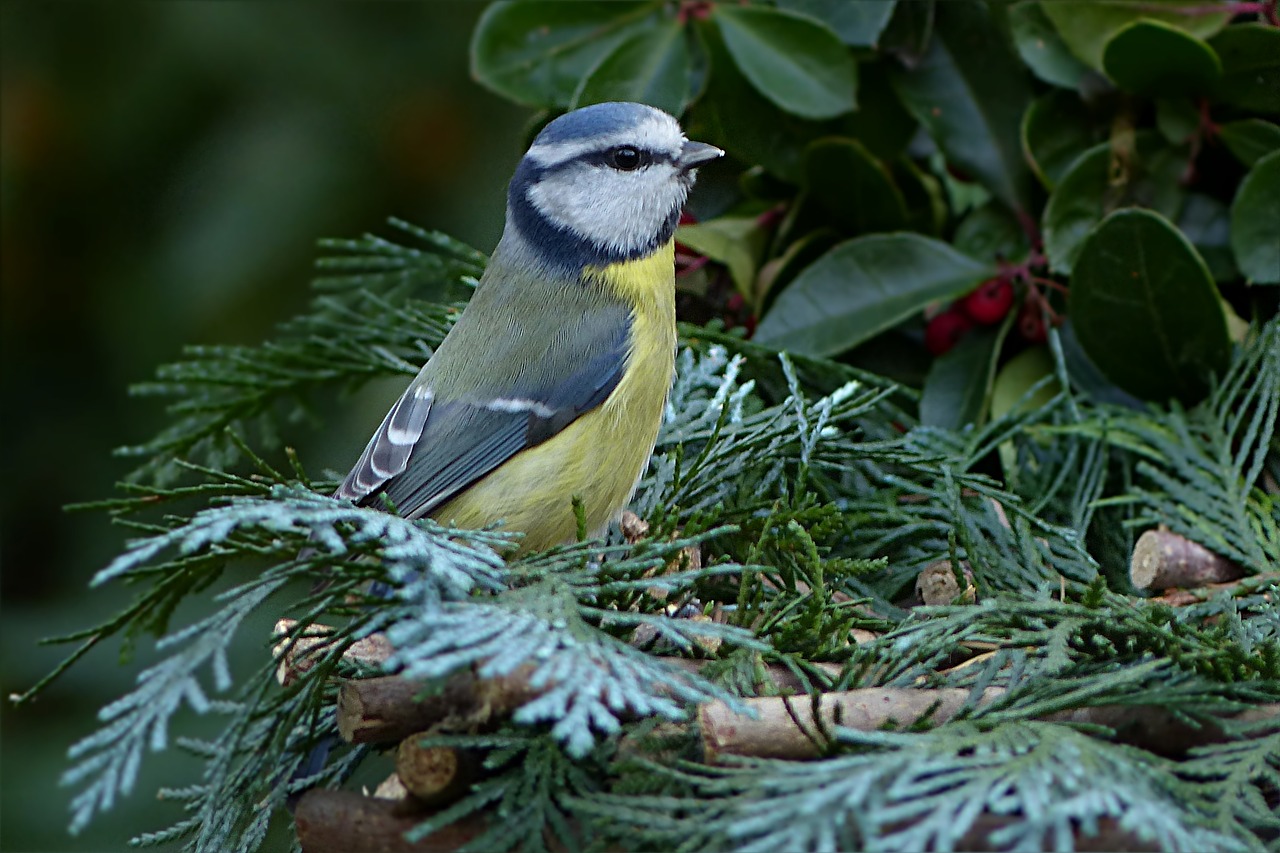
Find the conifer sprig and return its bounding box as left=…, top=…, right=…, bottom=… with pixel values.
left=42, top=221, right=1280, bottom=852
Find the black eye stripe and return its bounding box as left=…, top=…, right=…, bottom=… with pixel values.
left=557, top=147, right=675, bottom=170
left=533, top=147, right=678, bottom=179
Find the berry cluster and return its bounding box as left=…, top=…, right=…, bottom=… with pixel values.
left=925, top=267, right=1064, bottom=356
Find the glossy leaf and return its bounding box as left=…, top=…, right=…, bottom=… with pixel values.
left=1058, top=320, right=1146, bottom=407
left=1209, top=24, right=1280, bottom=114
left=1155, top=98, right=1199, bottom=145
left=714, top=6, right=856, bottom=120
left=879, top=0, right=935, bottom=66
left=954, top=202, right=1031, bottom=262
left=1021, top=90, right=1098, bottom=190
left=991, top=346, right=1058, bottom=422
left=573, top=21, right=693, bottom=115
left=776, top=0, right=897, bottom=47
left=1230, top=150, right=1280, bottom=285
left=677, top=216, right=768, bottom=299
left=891, top=157, right=947, bottom=236
left=470, top=2, right=659, bottom=108
left=838, top=61, right=919, bottom=161
left=692, top=22, right=817, bottom=181
left=1041, top=0, right=1229, bottom=74
left=1177, top=194, right=1236, bottom=282
left=802, top=138, right=908, bottom=234
left=1102, top=19, right=1221, bottom=96
left=1070, top=208, right=1230, bottom=403
left=891, top=0, right=1033, bottom=215
left=1008, top=1, right=1092, bottom=89
left=1218, top=119, right=1280, bottom=167
left=755, top=229, right=840, bottom=307
left=754, top=234, right=994, bottom=356
left=920, top=330, right=1000, bottom=429
left=1042, top=132, right=1187, bottom=274
left=992, top=344, right=1060, bottom=484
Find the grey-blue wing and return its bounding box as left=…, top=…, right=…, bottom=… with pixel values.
left=334, top=386, right=434, bottom=502
left=335, top=319, right=629, bottom=518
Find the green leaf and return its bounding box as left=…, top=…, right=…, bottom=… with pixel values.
left=1040, top=0, right=1230, bottom=74
left=1154, top=98, right=1200, bottom=145
left=837, top=60, right=919, bottom=161
left=890, top=0, right=1033, bottom=214
left=1230, top=149, right=1280, bottom=285
left=691, top=20, right=818, bottom=181
left=1042, top=132, right=1188, bottom=275
left=754, top=234, right=995, bottom=356
left=991, top=344, right=1059, bottom=480
left=1176, top=193, right=1237, bottom=282
left=920, top=330, right=1000, bottom=429
left=573, top=21, right=693, bottom=115
left=1008, top=1, right=1093, bottom=89
left=1102, top=19, right=1221, bottom=96
left=713, top=6, right=856, bottom=120
left=1070, top=208, right=1230, bottom=403
left=755, top=228, right=840, bottom=307
left=677, top=217, right=767, bottom=298
left=991, top=345, right=1058, bottom=421
left=890, top=156, right=947, bottom=236
left=1021, top=90, right=1099, bottom=190
left=776, top=0, right=898, bottom=47
left=953, top=201, right=1031, bottom=262
left=880, top=0, right=935, bottom=66
left=1217, top=119, right=1280, bottom=167
left=802, top=138, right=908, bottom=234
left=1209, top=23, right=1280, bottom=114
left=470, top=2, right=661, bottom=108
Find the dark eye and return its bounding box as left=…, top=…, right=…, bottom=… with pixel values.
left=609, top=146, right=643, bottom=171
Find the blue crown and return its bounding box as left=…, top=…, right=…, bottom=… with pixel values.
left=533, top=102, right=662, bottom=146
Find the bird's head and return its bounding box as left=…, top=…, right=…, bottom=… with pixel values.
left=505, top=102, right=723, bottom=273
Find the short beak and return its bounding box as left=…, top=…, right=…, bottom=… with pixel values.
left=679, top=140, right=724, bottom=170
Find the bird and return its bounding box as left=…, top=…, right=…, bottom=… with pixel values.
left=334, top=102, right=723, bottom=553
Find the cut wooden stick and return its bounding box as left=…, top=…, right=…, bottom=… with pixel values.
left=1147, top=571, right=1278, bottom=607
left=338, top=669, right=541, bottom=744
left=396, top=733, right=483, bottom=806
left=295, top=789, right=485, bottom=853
left=701, top=688, right=1280, bottom=762
left=339, top=657, right=844, bottom=745
left=1043, top=703, right=1280, bottom=756
left=915, top=560, right=976, bottom=606
left=1130, top=528, right=1245, bottom=591
left=273, top=619, right=394, bottom=686
left=700, top=687, right=1006, bottom=761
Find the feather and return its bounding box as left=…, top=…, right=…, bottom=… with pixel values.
left=336, top=296, right=630, bottom=520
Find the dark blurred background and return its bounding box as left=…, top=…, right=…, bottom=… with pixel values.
left=1, top=4, right=527, bottom=849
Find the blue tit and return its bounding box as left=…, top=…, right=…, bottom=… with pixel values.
left=335, top=102, right=723, bottom=553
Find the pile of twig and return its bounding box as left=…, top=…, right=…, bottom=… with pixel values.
left=276, top=526, right=1272, bottom=852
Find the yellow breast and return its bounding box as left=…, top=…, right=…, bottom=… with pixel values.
left=433, top=242, right=677, bottom=553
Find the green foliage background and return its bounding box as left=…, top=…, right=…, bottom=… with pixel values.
left=0, top=5, right=523, bottom=850
left=4, top=1, right=1279, bottom=852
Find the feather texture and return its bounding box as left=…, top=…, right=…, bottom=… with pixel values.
left=334, top=103, right=705, bottom=553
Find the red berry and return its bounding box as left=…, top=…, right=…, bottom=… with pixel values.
left=945, top=163, right=973, bottom=183
left=755, top=204, right=786, bottom=230
left=962, top=278, right=1014, bottom=325
left=1018, top=302, right=1047, bottom=343
left=925, top=309, right=972, bottom=356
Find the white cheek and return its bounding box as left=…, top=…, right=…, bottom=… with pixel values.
left=529, top=165, right=686, bottom=256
